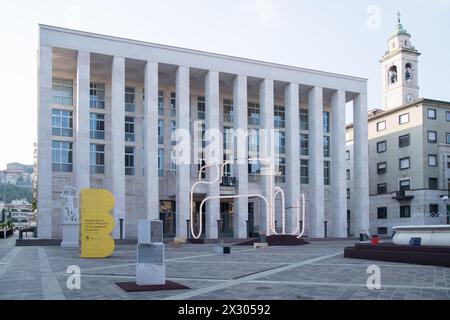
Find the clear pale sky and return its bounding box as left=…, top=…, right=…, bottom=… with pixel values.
left=0, top=0, right=449, bottom=169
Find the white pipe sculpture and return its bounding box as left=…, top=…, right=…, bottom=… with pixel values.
left=189, top=158, right=306, bottom=240
left=290, top=194, right=306, bottom=238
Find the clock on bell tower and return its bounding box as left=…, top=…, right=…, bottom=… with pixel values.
left=380, top=11, right=421, bottom=110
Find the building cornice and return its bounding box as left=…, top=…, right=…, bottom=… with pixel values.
left=346, top=98, right=450, bottom=130
left=39, top=24, right=368, bottom=85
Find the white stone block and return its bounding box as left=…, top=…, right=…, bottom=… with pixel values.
left=138, top=220, right=163, bottom=244
left=136, top=263, right=165, bottom=286
left=61, top=224, right=79, bottom=248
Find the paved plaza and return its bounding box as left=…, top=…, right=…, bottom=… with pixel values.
left=0, top=236, right=449, bottom=300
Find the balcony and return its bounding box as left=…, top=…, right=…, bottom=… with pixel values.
left=221, top=176, right=236, bottom=187
left=392, top=190, right=415, bottom=201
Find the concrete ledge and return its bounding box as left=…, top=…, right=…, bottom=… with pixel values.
left=344, top=243, right=450, bottom=268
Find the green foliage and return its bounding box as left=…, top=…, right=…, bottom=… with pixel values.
left=0, top=183, right=32, bottom=203
left=0, top=219, right=13, bottom=230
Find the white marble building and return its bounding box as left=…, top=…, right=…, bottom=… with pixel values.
left=37, top=25, right=369, bottom=240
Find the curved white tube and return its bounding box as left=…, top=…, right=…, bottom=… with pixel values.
left=190, top=157, right=293, bottom=240
left=272, top=186, right=285, bottom=235
left=199, top=194, right=270, bottom=239
left=190, top=161, right=231, bottom=239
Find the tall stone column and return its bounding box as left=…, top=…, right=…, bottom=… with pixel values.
left=111, top=56, right=125, bottom=239
left=308, top=86, right=324, bottom=238
left=75, top=51, right=90, bottom=191
left=205, top=70, right=221, bottom=239
left=353, top=93, right=369, bottom=235
left=60, top=50, right=90, bottom=247
left=175, top=66, right=191, bottom=238
left=37, top=46, right=53, bottom=239
left=285, top=83, right=300, bottom=234
left=233, top=75, right=248, bottom=239
left=330, top=90, right=347, bottom=238
left=144, top=62, right=159, bottom=220
left=259, top=79, right=274, bottom=235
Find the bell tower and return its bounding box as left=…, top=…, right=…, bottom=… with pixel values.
left=381, top=11, right=420, bottom=110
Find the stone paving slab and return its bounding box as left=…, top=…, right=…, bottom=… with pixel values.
left=0, top=237, right=449, bottom=300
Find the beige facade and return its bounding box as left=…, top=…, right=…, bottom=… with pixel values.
left=346, top=18, right=450, bottom=236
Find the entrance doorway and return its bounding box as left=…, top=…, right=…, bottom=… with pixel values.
left=220, top=202, right=234, bottom=238
left=160, top=201, right=176, bottom=238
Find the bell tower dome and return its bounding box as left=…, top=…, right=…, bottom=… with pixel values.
left=381, top=11, right=421, bottom=110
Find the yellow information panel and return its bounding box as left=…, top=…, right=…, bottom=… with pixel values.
left=79, top=189, right=115, bottom=258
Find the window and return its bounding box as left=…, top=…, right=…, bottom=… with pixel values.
left=399, top=134, right=410, bottom=148
left=377, top=183, right=387, bottom=194
left=52, top=78, right=73, bottom=105
left=125, top=117, right=135, bottom=142
left=400, top=206, right=411, bottom=218
left=248, top=159, right=261, bottom=181
left=170, top=92, right=176, bottom=116
left=429, top=204, right=439, bottom=216
left=275, top=131, right=286, bottom=155
left=399, top=157, right=410, bottom=170
left=52, top=109, right=73, bottom=137
left=323, top=111, right=330, bottom=133
left=274, top=105, right=285, bottom=128
left=447, top=111, right=450, bottom=122
left=324, top=161, right=330, bottom=185
left=428, top=130, right=437, bottom=143
left=52, top=141, right=72, bottom=172
left=377, top=207, right=387, bottom=219
left=274, top=157, right=286, bottom=183
left=399, top=113, right=410, bottom=125
left=378, top=227, right=388, bottom=235
left=223, top=128, right=234, bottom=177
left=429, top=178, right=438, bottom=190
left=158, top=90, right=164, bottom=115
left=248, top=102, right=260, bottom=126
left=346, top=150, right=350, bottom=160
left=90, top=83, right=105, bottom=109
left=197, top=96, right=205, bottom=120
left=170, top=120, right=176, bottom=146
left=223, top=99, right=233, bottom=123
left=158, top=149, right=164, bottom=177
left=300, top=159, right=309, bottom=184
left=376, top=121, right=386, bottom=132
left=428, top=154, right=437, bottom=167
left=125, top=87, right=136, bottom=112
left=248, top=129, right=260, bottom=155
left=399, top=179, right=411, bottom=192
left=158, top=119, right=164, bottom=145
left=170, top=148, right=176, bottom=174
left=347, top=188, right=350, bottom=199
left=299, top=109, right=308, bottom=131
left=90, top=113, right=105, bottom=140
left=323, top=136, right=330, bottom=158
left=388, top=66, right=398, bottom=85
left=427, top=108, right=437, bottom=120
left=125, top=146, right=135, bottom=175
left=300, top=134, right=309, bottom=156
left=377, top=141, right=387, bottom=153
left=377, top=162, right=387, bottom=175
left=446, top=133, right=450, bottom=144
left=90, top=144, right=105, bottom=174
left=346, top=169, right=350, bottom=180
left=223, top=127, right=234, bottom=152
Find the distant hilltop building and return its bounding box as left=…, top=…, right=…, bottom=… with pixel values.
left=346, top=14, right=450, bottom=236
left=0, top=162, right=33, bottom=185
